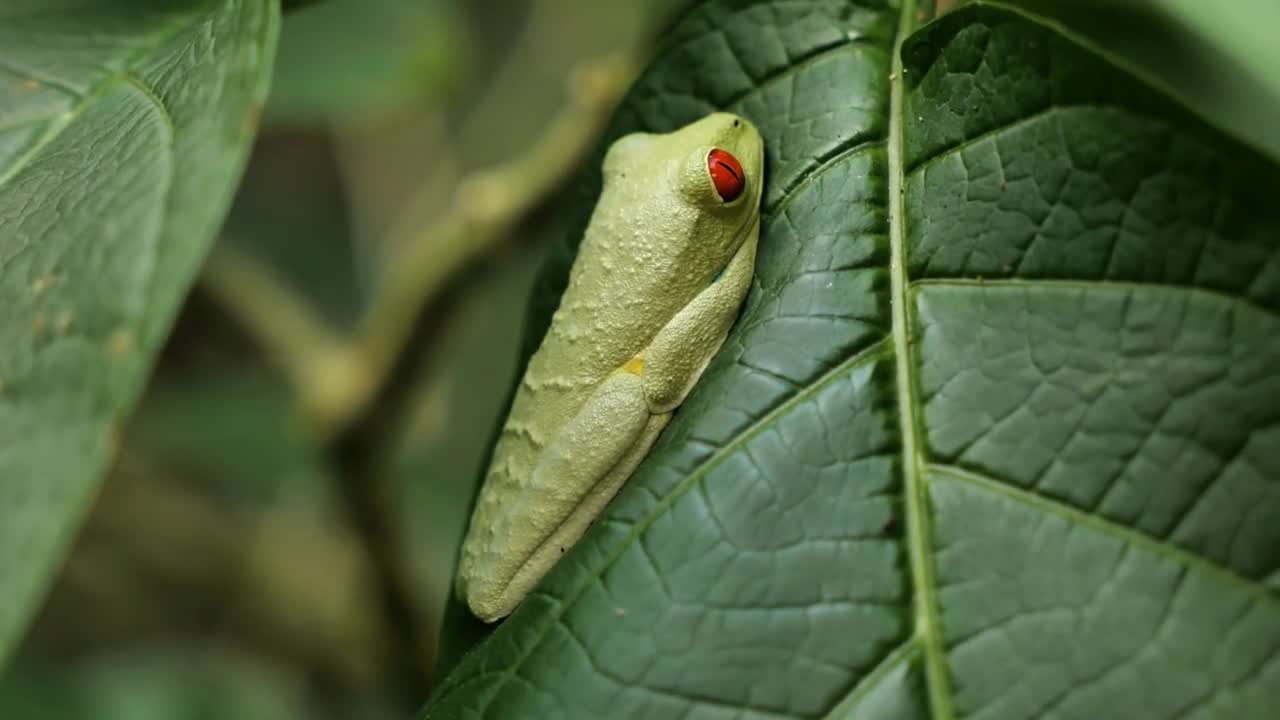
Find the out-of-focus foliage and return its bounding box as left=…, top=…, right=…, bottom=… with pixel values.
left=0, top=0, right=278, bottom=667
left=132, top=373, right=327, bottom=504
left=0, top=654, right=300, bottom=720
left=267, top=0, right=463, bottom=126
left=222, top=135, right=363, bottom=327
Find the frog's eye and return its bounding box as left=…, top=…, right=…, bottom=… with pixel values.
left=707, top=148, right=745, bottom=202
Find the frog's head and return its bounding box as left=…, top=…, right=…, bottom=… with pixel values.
left=602, top=112, right=764, bottom=279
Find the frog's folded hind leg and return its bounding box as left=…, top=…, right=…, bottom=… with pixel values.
left=487, top=369, right=670, bottom=620
left=642, top=218, right=758, bottom=413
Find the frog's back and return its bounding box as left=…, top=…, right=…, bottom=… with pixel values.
left=456, top=112, right=765, bottom=619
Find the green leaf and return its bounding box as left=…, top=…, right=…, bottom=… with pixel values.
left=0, top=0, right=277, bottom=664
left=425, top=1, right=1280, bottom=717
left=266, top=0, right=460, bottom=126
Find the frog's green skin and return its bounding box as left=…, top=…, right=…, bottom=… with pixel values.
left=457, top=113, right=765, bottom=622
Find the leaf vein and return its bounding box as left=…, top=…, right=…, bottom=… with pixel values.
left=911, top=277, right=1280, bottom=320
left=928, top=463, right=1280, bottom=609
left=0, top=12, right=196, bottom=190
left=820, top=640, right=918, bottom=719
left=722, top=36, right=880, bottom=110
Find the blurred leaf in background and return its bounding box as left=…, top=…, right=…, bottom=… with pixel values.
left=0, top=0, right=277, bottom=668
left=133, top=372, right=327, bottom=504
left=266, top=0, right=463, bottom=127
left=221, top=134, right=364, bottom=328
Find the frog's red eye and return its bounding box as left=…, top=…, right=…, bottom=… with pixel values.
left=707, top=148, right=745, bottom=202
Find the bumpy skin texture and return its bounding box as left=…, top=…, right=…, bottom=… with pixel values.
left=457, top=113, right=765, bottom=622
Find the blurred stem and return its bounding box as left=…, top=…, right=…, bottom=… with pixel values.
left=202, top=49, right=636, bottom=431
left=200, top=245, right=351, bottom=402
left=317, top=50, right=637, bottom=434
left=333, top=112, right=456, bottom=297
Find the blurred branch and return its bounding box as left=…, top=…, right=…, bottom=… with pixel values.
left=199, top=245, right=353, bottom=411
left=198, top=47, right=637, bottom=700
left=333, top=113, right=456, bottom=296
left=200, top=50, right=637, bottom=444
left=317, top=50, right=637, bottom=434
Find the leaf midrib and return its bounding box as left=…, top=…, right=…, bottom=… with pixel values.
left=886, top=1, right=954, bottom=720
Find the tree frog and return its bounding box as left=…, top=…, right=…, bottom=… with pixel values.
left=457, top=112, right=765, bottom=622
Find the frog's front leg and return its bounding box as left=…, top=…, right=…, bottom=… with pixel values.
left=642, top=219, right=758, bottom=412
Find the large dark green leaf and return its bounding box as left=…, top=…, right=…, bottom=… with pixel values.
left=0, top=0, right=277, bottom=663
left=425, top=1, right=1280, bottom=717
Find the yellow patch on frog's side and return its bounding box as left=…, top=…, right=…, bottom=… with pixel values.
left=621, top=355, right=645, bottom=376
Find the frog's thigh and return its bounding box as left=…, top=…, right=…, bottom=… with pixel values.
left=496, top=371, right=658, bottom=616
left=577, top=410, right=670, bottom=515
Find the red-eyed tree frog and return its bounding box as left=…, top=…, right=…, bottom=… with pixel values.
left=457, top=112, right=765, bottom=622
